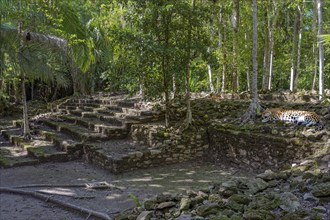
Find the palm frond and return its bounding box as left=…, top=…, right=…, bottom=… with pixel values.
left=319, top=34, right=330, bottom=46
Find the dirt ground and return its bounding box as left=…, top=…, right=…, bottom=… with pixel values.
left=0, top=160, right=251, bottom=220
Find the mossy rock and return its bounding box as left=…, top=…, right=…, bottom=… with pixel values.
left=243, top=209, right=275, bottom=220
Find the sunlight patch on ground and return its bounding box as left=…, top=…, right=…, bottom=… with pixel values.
left=38, top=188, right=76, bottom=197
left=170, top=179, right=194, bottom=183
left=126, top=176, right=153, bottom=182
left=147, top=184, right=164, bottom=188
left=197, top=180, right=212, bottom=183
left=106, top=193, right=123, bottom=200
left=186, top=171, right=196, bottom=175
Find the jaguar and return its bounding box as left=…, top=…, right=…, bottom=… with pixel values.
left=261, top=108, right=322, bottom=127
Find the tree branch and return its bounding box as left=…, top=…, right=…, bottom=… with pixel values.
left=0, top=187, right=112, bottom=220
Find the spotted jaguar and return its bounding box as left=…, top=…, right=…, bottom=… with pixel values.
left=261, top=108, right=322, bottom=127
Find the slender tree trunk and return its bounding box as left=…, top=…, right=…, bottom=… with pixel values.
left=290, top=7, right=299, bottom=92
left=293, top=1, right=305, bottom=92
left=172, top=73, right=176, bottom=98
left=139, top=74, right=145, bottom=100
left=219, top=6, right=226, bottom=94
left=317, top=0, right=324, bottom=100
left=244, top=33, right=250, bottom=91
left=185, top=0, right=196, bottom=125
left=312, top=0, right=318, bottom=92
left=231, top=0, right=240, bottom=93
left=207, top=47, right=215, bottom=93
left=241, top=0, right=260, bottom=123
left=17, top=0, right=30, bottom=137
left=262, top=6, right=270, bottom=90
left=267, top=0, right=279, bottom=91
left=251, top=0, right=259, bottom=107
left=221, top=59, right=226, bottom=93
left=162, top=13, right=172, bottom=128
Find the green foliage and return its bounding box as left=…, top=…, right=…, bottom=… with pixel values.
left=128, top=193, right=142, bottom=207
left=1, top=0, right=329, bottom=102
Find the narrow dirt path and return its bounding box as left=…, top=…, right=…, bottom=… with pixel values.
left=0, top=160, right=251, bottom=220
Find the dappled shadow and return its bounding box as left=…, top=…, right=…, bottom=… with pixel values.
left=0, top=160, right=251, bottom=219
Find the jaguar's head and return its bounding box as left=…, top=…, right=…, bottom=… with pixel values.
left=261, top=109, right=273, bottom=123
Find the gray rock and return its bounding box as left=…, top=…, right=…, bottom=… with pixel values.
left=179, top=198, right=191, bottom=211
left=228, top=194, right=251, bottom=205
left=243, top=209, right=275, bottom=220
left=248, top=193, right=281, bottom=211
left=303, top=192, right=319, bottom=203
left=196, top=203, right=221, bottom=217
left=247, top=178, right=269, bottom=194
left=157, top=201, right=176, bottom=210
left=256, top=169, right=277, bottom=181
left=144, top=199, right=158, bottom=210
left=312, top=182, right=330, bottom=197
left=137, top=211, right=153, bottom=220
left=321, top=172, right=330, bottom=182
left=312, top=206, right=327, bottom=213
left=279, top=192, right=301, bottom=212
left=208, top=194, right=222, bottom=203
left=175, top=214, right=193, bottom=220
left=114, top=213, right=138, bottom=220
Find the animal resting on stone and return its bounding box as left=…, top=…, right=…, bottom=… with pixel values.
left=261, top=108, right=322, bottom=127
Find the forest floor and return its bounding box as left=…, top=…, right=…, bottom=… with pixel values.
left=0, top=159, right=251, bottom=220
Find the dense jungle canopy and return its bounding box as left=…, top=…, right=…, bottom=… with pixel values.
left=0, top=0, right=329, bottom=105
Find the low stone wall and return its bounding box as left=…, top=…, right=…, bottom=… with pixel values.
left=207, top=123, right=329, bottom=171
left=128, top=125, right=209, bottom=169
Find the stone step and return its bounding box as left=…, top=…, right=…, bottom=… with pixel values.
left=1, top=127, right=24, bottom=146
left=0, top=146, right=39, bottom=168
left=26, top=145, right=72, bottom=162
left=83, top=139, right=160, bottom=173
left=43, top=120, right=110, bottom=142
left=59, top=115, right=124, bottom=129
left=37, top=127, right=82, bottom=154
left=67, top=101, right=102, bottom=107
left=125, top=114, right=163, bottom=123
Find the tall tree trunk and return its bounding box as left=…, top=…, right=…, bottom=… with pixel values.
left=18, top=0, right=30, bottom=138
left=312, top=0, right=318, bottom=92
left=139, top=74, right=145, bottom=100
left=162, top=12, right=172, bottom=128
left=317, top=0, right=324, bottom=100
left=217, top=5, right=226, bottom=94
left=185, top=0, right=196, bottom=125
left=207, top=47, right=215, bottom=93
left=244, top=33, right=250, bottom=91
left=290, top=7, right=299, bottom=92
left=231, top=0, right=240, bottom=93
left=262, top=6, right=270, bottom=90
left=293, top=1, right=305, bottom=92
left=267, top=0, right=279, bottom=91
left=172, top=73, right=177, bottom=98
left=241, top=0, right=260, bottom=123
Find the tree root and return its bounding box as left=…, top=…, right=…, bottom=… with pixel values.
left=13, top=181, right=121, bottom=190
left=0, top=187, right=112, bottom=220
left=240, top=101, right=262, bottom=125
left=14, top=183, right=86, bottom=188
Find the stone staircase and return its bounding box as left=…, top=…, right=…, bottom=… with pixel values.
left=0, top=94, right=164, bottom=172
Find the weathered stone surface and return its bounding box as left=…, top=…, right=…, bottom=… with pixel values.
left=228, top=194, right=251, bottom=205
left=144, top=199, right=158, bottom=210
left=247, top=178, right=268, bottom=194
left=179, top=197, right=191, bottom=211
left=279, top=192, right=301, bottom=212
left=156, top=201, right=176, bottom=210
left=243, top=209, right=275, bottom=220
left=196, top=203, right=221, bottom=217
left=257, top=169, right=278, bottom=181
left=312, top=182, right=330, bottom=197
left=136, top=211, right=153, bottom=220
